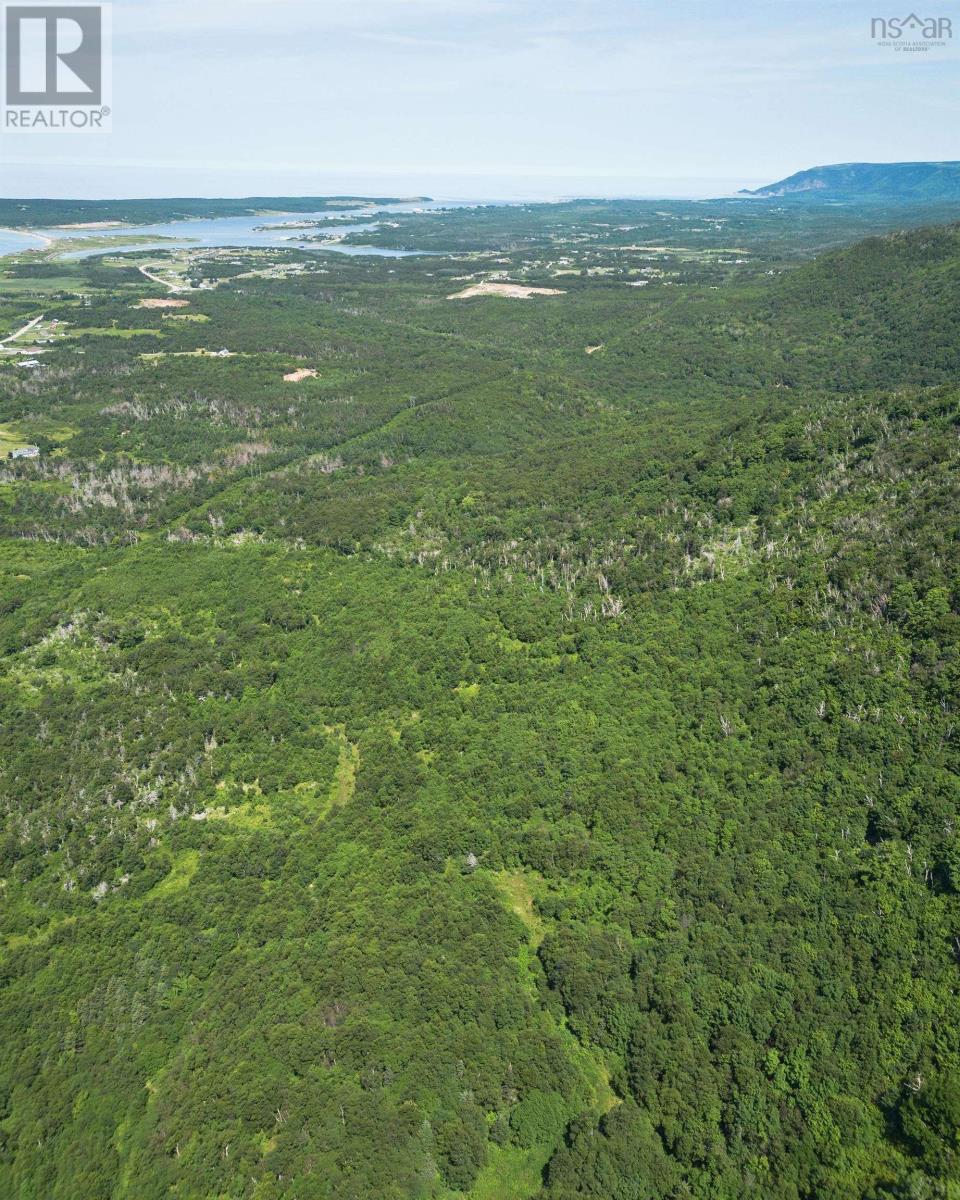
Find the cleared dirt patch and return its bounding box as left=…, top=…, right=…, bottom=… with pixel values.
left=585, top=344, right=604, bottom=355
left=136, top=298, right=190, bottom=310
left=55, top=221, right=127, bottom=230
left=447, top=281, right=566, bottom=300
left=283, top=368, right=318, bottom=382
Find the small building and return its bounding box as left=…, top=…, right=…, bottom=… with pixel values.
left=16, top=359, right=40, bottom=368
left=11, top=445, right=39, bottom=459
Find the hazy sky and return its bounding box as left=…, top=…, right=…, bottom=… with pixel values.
left=0, top=0, right=957, bottom=198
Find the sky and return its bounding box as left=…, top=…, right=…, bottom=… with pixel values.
left=0, top=0, right=957, bottom=199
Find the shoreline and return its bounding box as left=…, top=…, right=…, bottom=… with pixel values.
left=0, top=226, right=54, bottom=248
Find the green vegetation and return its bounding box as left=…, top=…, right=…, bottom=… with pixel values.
left=744, top=159, right=960, bottom=201
left=0, top=198, right=958, bottom=1200
left=0, top=196, right=429, bottom=229
left=0, top=425, right=31, bottom=456
left=338, top=194, right=960, bottom=261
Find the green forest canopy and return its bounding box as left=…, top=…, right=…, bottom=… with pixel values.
left=0, top=197, right=958, bottom=1200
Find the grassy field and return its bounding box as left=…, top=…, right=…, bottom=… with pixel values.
left=0, top=423, right=31, bottom=455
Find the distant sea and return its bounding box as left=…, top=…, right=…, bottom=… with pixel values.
left=0, top=166, right=767, bottom=203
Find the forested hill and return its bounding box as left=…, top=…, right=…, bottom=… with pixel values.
left=0, top=210, right=958, bottom=1200
left=742, top=160, right=960, bottom=201
left=0, top=195, right=428, bottom=227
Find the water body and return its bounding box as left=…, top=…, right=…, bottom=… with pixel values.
left=0, top=228, right=50, bottom=255
left=2, top=199, right=490, bottom=261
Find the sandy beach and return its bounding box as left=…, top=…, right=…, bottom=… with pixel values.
left=0, top=227, right=54, bottom=248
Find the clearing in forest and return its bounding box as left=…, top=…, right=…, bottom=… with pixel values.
left=447, top=281, right=566, bottom=300
left=493, top=869, right=546, bottom=948
left=0, top=424, right=33, bottom=455
left=325, top=726, right=360, bottom=811
left=136, top=298, right=191, bottom=310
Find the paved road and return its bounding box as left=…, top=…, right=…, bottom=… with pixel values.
left=0, top=313, right=44, bottom=347
left=139, top=266, right=185, bottom=293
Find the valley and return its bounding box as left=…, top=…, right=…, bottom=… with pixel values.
left=0, top=194, right=959, bottom=1200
